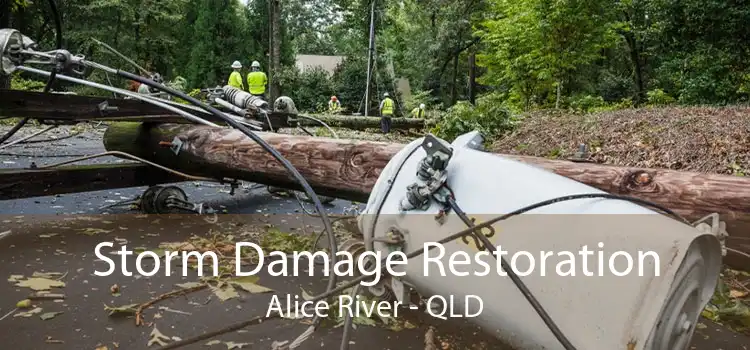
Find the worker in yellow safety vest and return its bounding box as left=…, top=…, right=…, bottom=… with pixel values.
left=328, top=96, right=341, bottom=113
left=227, top=61, right=244, bottom=90
left=379, top=92, right=394, bottom=133
left=246, top=60, right=268, bottom=99
left=410, top=103, right=426, bottom=118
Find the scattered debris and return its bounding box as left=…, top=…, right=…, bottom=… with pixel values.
left=79, top=228, right=112, bottom=236
left=44, top=336, right=64, bottom=344
left=16, top=299, right=32, bottom=308
left=0, top=308, right=17, bottom=321
left=104, top=303, right=139, bottom=316
left=7, top=274, right=24, bottom=283
left=110, top=284, right=120, bottom=296
left=702, top=268, right=750, bottom=334
left=14, top=307, right=43, bottom=318
left=40, top=311, right=63, bottom=320
left=28, top=292, right=65, bottom=300
left=135, top=283, right=207, bottom=325
left=205, top=340, right=221, bottom=346
left=230, top=276, right=274, bottom=294
left=147, top=326, right=171, bottom=347
left=210, top=282, right=239, bottom=302
left=225, top=341, right=250, bottom=349
left=157, top=306, right=192, bottom=315
left=175, top=282, right=204, bottom=289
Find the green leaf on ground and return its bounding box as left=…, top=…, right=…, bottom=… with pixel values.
left=176, top=282, right=204, bottom=289
left=230, top=276, right=273, bottom=294
left=104, top=303, right=139, bottom=316
left=15, top=277, right=65, bottom=291
left=40, top=311, right=63, bottom=320
left=211, top=283, right=239, bottom=301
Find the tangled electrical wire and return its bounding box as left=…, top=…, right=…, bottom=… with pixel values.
left=2, top=0, right=340, bottom=344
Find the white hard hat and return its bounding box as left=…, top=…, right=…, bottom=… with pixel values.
left=251, top=61, right=260, bottom=68
left=383, top=92, right=389, bottom=97
left=231, top=61, right=242, bottom=69
left=420, top=103, right=425, bottom=109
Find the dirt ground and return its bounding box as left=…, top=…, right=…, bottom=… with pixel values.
left=492, top=106, right=750, bottom=175
left=0, top=214, right=507, bottom=350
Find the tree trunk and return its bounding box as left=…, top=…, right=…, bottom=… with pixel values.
left=451, top=52, right=459, bottom=105
left=468, top=50, right=476, bottom=105
left=622, top=13, right=645, bottom=106
left=0, top=0, right=11, bottom=90
left=102, top=122, right=750, bottom=271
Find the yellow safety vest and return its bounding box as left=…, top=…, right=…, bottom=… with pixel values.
left=246, top=71, right=268, bottom=95
left=228, top=71, right=243, bottom=90
left=381, top=98, right=394, bottom=115
left=411, top=107, right=424, bottom=118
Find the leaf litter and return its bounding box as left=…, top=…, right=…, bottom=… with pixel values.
left=148, top=326, right=171, bottom=347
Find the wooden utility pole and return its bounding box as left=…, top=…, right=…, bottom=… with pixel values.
left=103, top=121, right=750, bottom=272
left=268, top=0, right=281, bottom=101
left=364, top=0, right=376, bottom=117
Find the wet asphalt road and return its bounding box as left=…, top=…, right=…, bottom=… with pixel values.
left=0, top=125, right=749, bottom=350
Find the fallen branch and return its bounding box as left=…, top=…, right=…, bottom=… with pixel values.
left=135, top=284, right=207, bottom=326
left=157, top=313, right=281, bottom=350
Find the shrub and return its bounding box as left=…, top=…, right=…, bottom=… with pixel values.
left=646, top=88, right=676, bottom=106
left=277, top=65, right=334, bottom=113
left=430, top=93, right=518, bottom=142
left=10, top=74, right=46, bottom=91
left=569, top=94, right=606, bottom=113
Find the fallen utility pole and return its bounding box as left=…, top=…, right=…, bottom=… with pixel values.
left=300, top=114, right=433, bottom=131
left=103, top=122, right=750, bottom=268
left=0, top=90, right=430, bottom=130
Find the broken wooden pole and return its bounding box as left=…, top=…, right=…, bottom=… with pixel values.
left=103, top=122, right=750, bottom=268
left=299, top=114, right=434, bottom=131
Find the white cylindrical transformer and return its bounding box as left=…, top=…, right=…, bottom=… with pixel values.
left=358, top=131, right=722, bottom=350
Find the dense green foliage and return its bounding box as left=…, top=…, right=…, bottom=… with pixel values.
left=4, top=0, right=750, bottom=132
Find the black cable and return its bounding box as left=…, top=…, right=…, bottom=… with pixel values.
left=448, top=195, right=574, bottom=349
left=0, top=118, right=30, bottom=144
left=0, top=71, right=58, bottom=146
left=116, top=70, right=339, bottom=328
left=337, top=192, right=685, bottom=349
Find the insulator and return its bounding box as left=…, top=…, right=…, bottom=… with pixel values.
left=222, top=85, right=268, bottom=110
